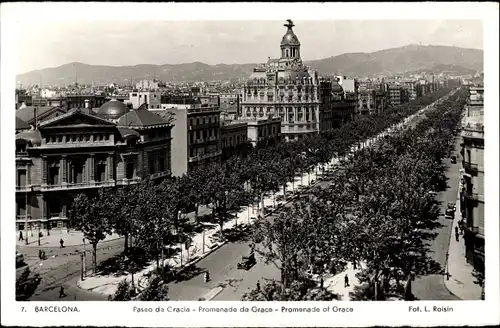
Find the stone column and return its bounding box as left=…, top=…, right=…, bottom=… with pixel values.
left=27, top=164, right=31, bottom=185
left=41, top=156, right=47, bottom=185
left=61, top=156, right=67, bottom=183
left=89, top=154, right=95, bottom=181
left=107, top=153, right=114, bottom=180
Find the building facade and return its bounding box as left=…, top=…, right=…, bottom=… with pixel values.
left=358, top=89, right=377, bottom=115
left=154, top=106, right=222, bottom=176
left=241, top=20, right=321, bottom=141
left=460, top=85, right=484, bottom=273
left=239, top=116, right=282, bottom=148
left=15, top=106, right=173, bottom=234
left=220, top=93, right=240, bottom=116
left=220, top=120, right=249, bottom=161
left=129, top=91, right=162, bottom=110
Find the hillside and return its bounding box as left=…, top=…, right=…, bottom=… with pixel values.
left=16, top=44, right=483, bottom=86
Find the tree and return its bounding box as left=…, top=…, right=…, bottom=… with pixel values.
left=69, top=189, right=114, bottom=273
left=108, top=279, right=134, bottom=301
left=137, top=275, right=169, bottom=301
left=252, top=205, right=313, bottom=292
left=16, top=267, right=41, bottom=301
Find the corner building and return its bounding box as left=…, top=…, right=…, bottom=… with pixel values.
left=241, top=20, right=321, bottom=141
left=15, top=102, right=173, bottom=234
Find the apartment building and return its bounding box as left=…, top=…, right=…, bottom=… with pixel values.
left=129, top=91, right=162, bottom=110
left=153, top=106, right=222, bottom=176
left=460, top=85, right=484, bottom=272
left=220, top=120, right=249, bottom=161
left=241, top=20, right=321, bottom=142
left=238, top=116, right=282, bottom=148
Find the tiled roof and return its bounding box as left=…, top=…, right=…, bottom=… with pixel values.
left=16, top=106, right=62, bottom=124
left=16, top=117, right=31, bottom=131
left=117, top=109, right=170, bottom=127
left=117, top=127, right=141, bottom=139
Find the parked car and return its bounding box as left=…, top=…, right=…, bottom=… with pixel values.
left=447, top=202, right=457, bottom=212
left=16, top=251, right=25, bottom=267
left=445, top=208, right=455, bottom=220
left=450, top=155, right=457, bottom=164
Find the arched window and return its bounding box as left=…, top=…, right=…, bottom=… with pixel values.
left=286, top=49, right=289, bottom=57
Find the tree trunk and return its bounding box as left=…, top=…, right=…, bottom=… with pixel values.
left=124, top=234, right=129, bottom=254
left=195, top=203, right=200, bottom=224
left=260, top=192, right=265, bottom=216
left=283, top=185, right=287, bottom=201
left=92, top=243, right=98, bottom=274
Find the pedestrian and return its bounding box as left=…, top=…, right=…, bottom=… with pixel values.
left=256, top=280, right=261, bottom=292
left=41, top=250, right=46, bottom=260
left=344, top=274, right=349, bottom=288
left=38, top=249, right=43, bottom=260
left=458, top=221, right=464, bottom=234
left=204, top=271, right=210, bottom=283
left=455, top=226, right=459, bottom=236
left=455, top=230, right=460, bottom=242
left=19, top=231, right=24, bottom=241
left=320, top=276, right=324, bottom=289
left=59, top=238, right=64, bottom=248
left=59, top=286, right=66, bottom=298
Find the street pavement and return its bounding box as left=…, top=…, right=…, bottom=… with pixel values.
left=16, top=238, right=124, bottom=301
left=412, top=136, right=462, bottom=300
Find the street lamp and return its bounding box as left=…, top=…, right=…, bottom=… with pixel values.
left=24, top=187, right=29, bottom=245
left=445, top=252, right=450, bottom=280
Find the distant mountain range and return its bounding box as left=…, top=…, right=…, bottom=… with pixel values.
left=16, top=44, right=483, bottom=86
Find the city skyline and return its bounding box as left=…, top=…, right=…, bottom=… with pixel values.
left=14, top=20, right=482, bottom=75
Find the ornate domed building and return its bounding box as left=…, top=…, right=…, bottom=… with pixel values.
left=241, top=20, right=321, bottom=141
left=97, top=98, right=129, bottom=122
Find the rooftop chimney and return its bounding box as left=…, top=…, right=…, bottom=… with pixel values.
left=33, top=107, right=38, bottom=128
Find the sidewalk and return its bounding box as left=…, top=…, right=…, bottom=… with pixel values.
left=323, top=262, right=363, bottom=301
left=77, top=110, right=432, bottom=297
left=16, top=230, right=121, bottom=248
left=444, top=199, right=482, bottom=300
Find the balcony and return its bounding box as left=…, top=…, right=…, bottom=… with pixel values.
left=41, top=180, right=115, bottom=191
left=189, top=150, right=222, bottom=162
left=463, top=162, right=479, bottom=175
left=116, top=177, right=142, bottom=186
left=464, top=191, right=479, bottom=202
left=150, top=171, right=170, bottom=180
left=16, top=185, right=33, bottom=193
left=461, top=123, right=484, bottom=141
left=16, top=214, right=31, bottom=222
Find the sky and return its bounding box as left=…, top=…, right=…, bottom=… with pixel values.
left=5, top=6, right=484, bottom=74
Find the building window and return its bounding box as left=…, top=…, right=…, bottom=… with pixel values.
left=48, top=166, right=60, bottom=185
left=105, top=134, right=110, bottom=141
left=17, top=169, right=27, bottom=187
left=57, top=135, right=63, bottom=143
left=85, top=134, right=91, bottom=142
left=49, top=198, right=60, bottom=218
left=17, top=200, right=26, bottom=216
left=69, top=159, right=84, bottom=184
left=126, top=162, right=135, bottom=179
left=149, top=157, right=156, bottom=175
left=159, top=155, right=166, bottom=172
left=95, top=162, right=106, bottom=182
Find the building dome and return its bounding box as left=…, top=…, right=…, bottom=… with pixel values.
left=97, top=99, right=128, bottom=119
left=331, top=81, right=344, bottom=93
left=16, top=129, right=42, bottom=147
left=281, top=20, right=300, bottom=46
left=281, top=31, right=300, bottom=46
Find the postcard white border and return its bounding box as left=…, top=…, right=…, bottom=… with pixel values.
left=1, top=2, right=499, bottom=327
